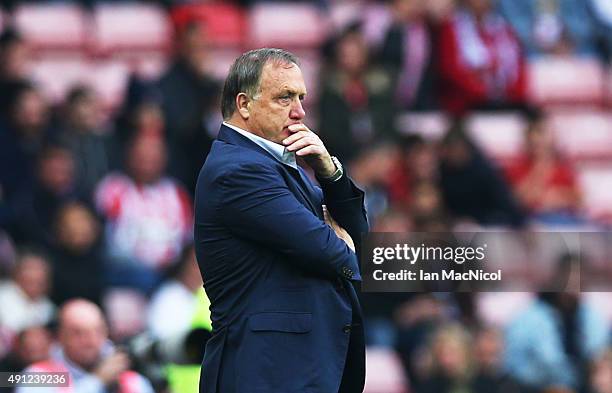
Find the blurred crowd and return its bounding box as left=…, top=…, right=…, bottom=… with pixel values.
left=0, top=0, right=611, bottom=392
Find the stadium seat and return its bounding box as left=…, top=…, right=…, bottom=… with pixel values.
left=364, top=348, right=409, bottom=393
left=249, top=3, right=328, bottom=48
left=584, top=293, right=612, bottom=324
left=477, top=292, right=534, bottom=327
left=29, top=57, right=130, bottom=111
left=170, top=3, right=246, bottom=48
left=396, top=111, right=450, bottom=140
left=204, top=48, right=243, bottom=81
left=329, top=2, right=392, bottom=46
left=118, top=53, right=168, bottom=81
left=89, top=60, right=130, bottom=110
left=28, top=57, right=90, bottom=104
left=291, top=49, right=321, bottom=107
left=103, top=288, right=148, bottom=340
left=547, top=110, right=612, bottom=161
left=14, top=4, right=88, bottom=51
left=466, top=112, right=526, bottom=162
left=329, top=1, right=362, bottom=33
left=528, top=56, right=605, bottom=105
left=360, top=3, right=393, bottom=48
left=93, top=3, right=172, bottom=54
left=577, top=164, right=612, bottom=222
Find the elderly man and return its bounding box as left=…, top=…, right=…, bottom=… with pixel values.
left=194, top=48, right=369, bottom=393
left=18, top=299, right=153, bottom=393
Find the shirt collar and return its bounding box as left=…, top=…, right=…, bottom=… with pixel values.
left=222, top=122, right=297, bottom=169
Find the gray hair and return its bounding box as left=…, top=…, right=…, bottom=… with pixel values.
left=221, top=48, right=299, bottom=120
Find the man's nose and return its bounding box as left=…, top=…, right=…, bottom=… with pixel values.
left=289, top=99, right=306, bottom=120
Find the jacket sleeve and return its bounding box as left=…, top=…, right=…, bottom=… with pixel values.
left=318, top=174, right=369, bottom=257
left=216, top=163, right=361, bottom=281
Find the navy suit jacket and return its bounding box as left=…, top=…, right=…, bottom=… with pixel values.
left=194, top=124, right=368, bottom=393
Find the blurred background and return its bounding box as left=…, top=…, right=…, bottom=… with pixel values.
left=0, top=0, right=611, bottom=392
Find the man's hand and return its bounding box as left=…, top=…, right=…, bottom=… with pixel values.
left=323, top=205, right=355, bottom=252
left=282, top=124, right=336, bottom=177
left=93, top=351, right=131, bottom=385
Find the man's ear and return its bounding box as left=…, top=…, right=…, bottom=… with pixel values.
left=236, top=93, right=250, bottom=120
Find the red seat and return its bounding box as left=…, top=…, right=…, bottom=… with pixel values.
left=477, top=292, right=535, bottom=327
left=28, top=57, right=90, bottom=103
left=28, top=57, right=130, bottom=112
left=466, top=112, right=526, bottom=162
left=204, top=48, right=243, bottom=81
left=528, top=56, right=605, bottom=105
left=578, top=164, right=612, bottom=222
left=395, top=111, right=450, bottom=141
left=89, top=60, right=130, bottom=110
left=249, top=3, right=328, bottom=48
left=364, top=348, right=409, bottom=393
left=14, top=4, right=88, bottom=51
left=93, top=3, right=171, bottom=54
left=329, top=2, right=362, bottom=33
left=291, top=49, right=321, bottom=108
left=547, top=110, right=612, bottom=161
left=171, top=3, right=246, bottom=48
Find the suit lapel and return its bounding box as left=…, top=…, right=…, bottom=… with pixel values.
left=286, top=167, right=321, bottom=217
left=217, top=125, right=322, bottom=218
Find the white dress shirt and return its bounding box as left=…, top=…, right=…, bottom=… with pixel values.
left=223, top=122, right=298, bottom=169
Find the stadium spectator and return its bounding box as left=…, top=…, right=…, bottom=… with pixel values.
left=437, top=0, right=527, bottom=114
left=505, top=254, right=610, bottom=391
left=506, top=113, right=581, bottom=223
left=114, top=76, right=164, bottom=148
left=370, top=208, right=413, bottom=232
left=158, top=20, right=219, bottom=193
left=379, top=0, right=438, bottom=110
left=94, top=133, right=192, bottom=293
left=0, top=83, right=52, bottom=238
left=394, top=295, right=447, bottom=391
left=385, top=135, right=447, bottom=229
left=318, top=23, right=397, bottom=163
left=417, top=323, right=473, bottom=393
left=0, top=230, right=16, bottom=280
left=17, top=299, right=154, bottom=393
left=49, top=202, right=105, bottom=306
left=471, top=326, right=523, bottom=393
left=438, top=127, right=526, bottom=227
left=0, top=30, right=30, bottom=115
left=587, top=349, right=612, bottom=393
left=10, top=144, right=79, bottom=247
left=500, top=0, right=598, bottom=57
left=147, top=244, right=203, bottom=340
left=387, top=135, right=439, bottom=212
left=56, top=85, right=117, bottom=198
left=0, top=326, right=52, bottom=375
left=410, top=181, right=446, bottom=226
left=350, top=144, right=398, bottom=223
left=590, top=0, right=612, bottom=62
left=0, top=250, right=54, bottom=337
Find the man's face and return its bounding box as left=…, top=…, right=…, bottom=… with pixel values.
left=70, top=94, right=101, bottom=132
left=15, top=256, right=50, bottom=300
left=60, top=312, right=107, bottom=370
left=246, top=62, right=307, bottom=145
left=128, top=135, right=167, bottom=184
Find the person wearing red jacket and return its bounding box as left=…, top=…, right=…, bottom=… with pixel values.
left=437, top=0, right=527, bottom=115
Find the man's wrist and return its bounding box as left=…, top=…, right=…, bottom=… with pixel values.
left=318, top=156, right=343, bottom=183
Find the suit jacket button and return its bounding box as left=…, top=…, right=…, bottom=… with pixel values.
left=343, top=325, right=352, bottom=334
